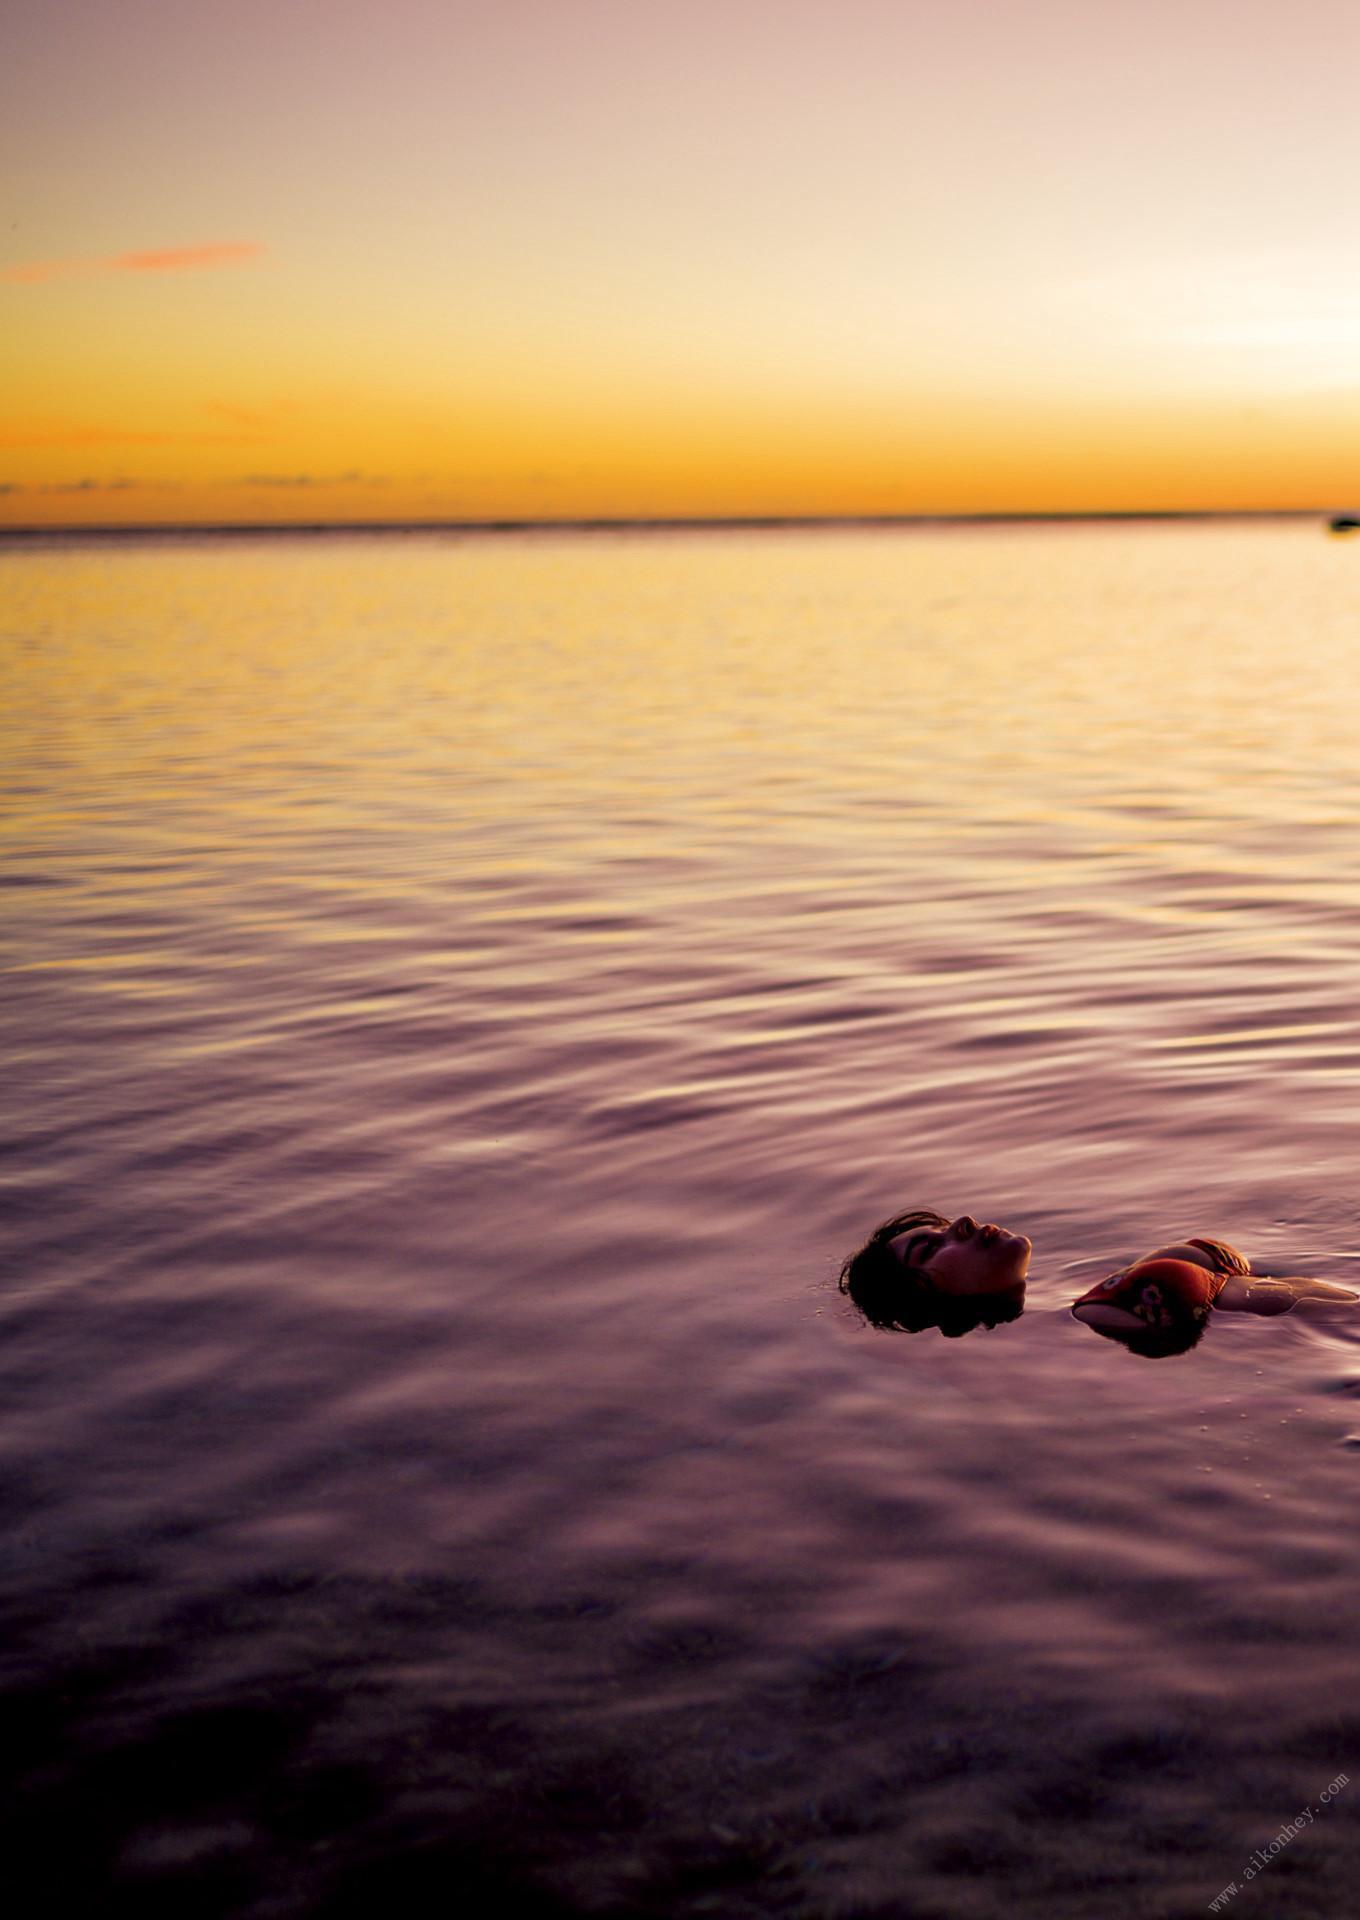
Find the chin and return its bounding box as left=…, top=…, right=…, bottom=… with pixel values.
left=950, top=1233, right=1030, bottom=1292
left=996, top=1237, right=1031, bottom=1283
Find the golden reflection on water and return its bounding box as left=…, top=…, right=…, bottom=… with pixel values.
left=8, top=524, right=1360, bottom=841
left=7, top=521, right=1360, bottom=1259
left=8, top=523, right=1360, bottom=1004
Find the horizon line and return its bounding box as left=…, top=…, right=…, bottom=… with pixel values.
left=0, top=508, right=1342, bottom=541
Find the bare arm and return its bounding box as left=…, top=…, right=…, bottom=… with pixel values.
left=1272, top=1274, right=1360, bottom=1299
left=1214, top=1274, right=1359, bottom=1315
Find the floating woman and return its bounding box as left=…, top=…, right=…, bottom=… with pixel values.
left=839, top=1211, right=1358, bottom=1354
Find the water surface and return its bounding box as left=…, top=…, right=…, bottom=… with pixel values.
left=3, top=522, right=1359, bottom=1916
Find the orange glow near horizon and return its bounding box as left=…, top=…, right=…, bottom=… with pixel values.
left=5, top=0, right=1360, bottom=525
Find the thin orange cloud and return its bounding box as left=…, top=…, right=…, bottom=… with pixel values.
left=2, top=243, right=264, bottom=284
left=114, top=243, right=264, bottom=274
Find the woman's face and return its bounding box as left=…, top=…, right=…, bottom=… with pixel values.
left=888, top=1214, right=1031, bottom=1294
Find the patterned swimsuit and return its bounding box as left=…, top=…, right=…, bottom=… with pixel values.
left=1071, top=1237, right=1247, bottom=1331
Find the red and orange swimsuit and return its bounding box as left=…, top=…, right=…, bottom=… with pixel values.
left=1071, top=1237, right=1247, bottom=1331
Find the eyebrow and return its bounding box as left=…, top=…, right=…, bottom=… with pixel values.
left=901, top=1231, right=939, bottom=1266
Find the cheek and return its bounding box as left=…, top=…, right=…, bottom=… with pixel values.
left=928, top=1242, right=1007, bottom=1291
left=924, top=1244, right=969, bottom=1284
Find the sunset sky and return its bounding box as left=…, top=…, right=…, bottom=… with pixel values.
left=5, top=0, right=1360, bottom=524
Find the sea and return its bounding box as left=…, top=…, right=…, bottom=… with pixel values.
left=2, top=518, right=1358, bottom=1918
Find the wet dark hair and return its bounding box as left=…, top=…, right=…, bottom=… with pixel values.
left=838, top=1208, right=1024, bottom=1338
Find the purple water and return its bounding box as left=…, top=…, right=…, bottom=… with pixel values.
left=3, top=522, right=1358, bottom=1916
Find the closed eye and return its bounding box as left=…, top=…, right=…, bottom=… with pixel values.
left=903, top=1231, right=942, bottom=1266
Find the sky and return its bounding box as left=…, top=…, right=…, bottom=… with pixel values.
left=4, top=0, right=1360, bottom=524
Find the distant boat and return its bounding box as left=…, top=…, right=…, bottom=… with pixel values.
left=1327, top=514, right=1360, bottom=534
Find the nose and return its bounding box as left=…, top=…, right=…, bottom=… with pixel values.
left=953, top=1215, right=977, bottom=1238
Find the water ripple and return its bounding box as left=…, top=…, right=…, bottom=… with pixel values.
left=4, top=523, right=1360, bottom=1917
